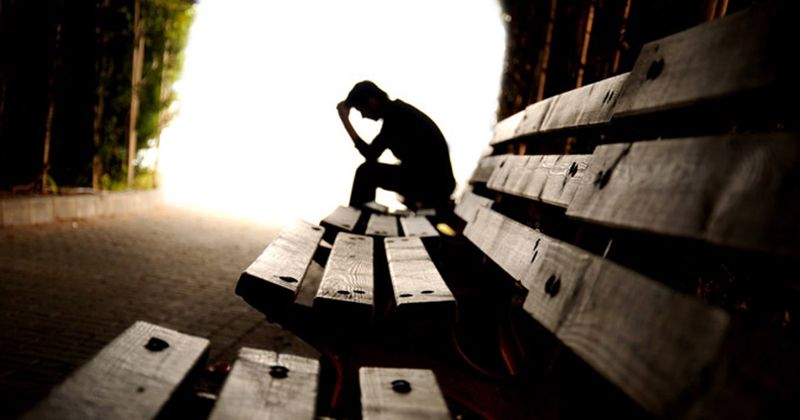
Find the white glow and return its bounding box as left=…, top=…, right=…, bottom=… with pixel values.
left=160, top=0, right=505, bottom=227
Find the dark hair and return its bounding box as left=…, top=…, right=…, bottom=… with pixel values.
left=344, top=80, right=388, bottom=109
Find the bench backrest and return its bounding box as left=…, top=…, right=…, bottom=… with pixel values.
left=456, top=3, right=798, bottom=418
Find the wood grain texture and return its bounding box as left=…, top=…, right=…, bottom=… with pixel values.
left=209, top=348, right=320, bottom=420
left=613, top=2, right=789, bottom=116
left=366, top=214, right=398, bottom=237
left=359, top=367, right=450, bottom=420
left=454, top=189, right=493, bottom=224
left=384, top=237, right=454, bottom=307
left=314, top=233, right=374, bottom=307
left=464, top=207, right=733, bottom=417
left=24, top=321, right=209, bottom=420
left=487, top=154, right=592, bottom=208
left=490, top=109, right=525, bottom=145
left=515, top=97, right=554, bottom=139
left=521, top=235, right=730, bottom=418
left=566, top=133, right=800, bottom=255
left=321, top=206, right=361, bottom=232
left=238, top=220, right=324, bottom=297
left=463, top=207, right=548, bottom=282
left=540, top=73, right=629, bottom=131
left=469, top=155, right=505, bottom=184
left=399, top=216, right=438, bottom=238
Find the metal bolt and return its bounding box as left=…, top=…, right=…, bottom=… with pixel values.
left=269, top=365, right=289, bottom=379
left=568, top=162, right=578, bottom=177
left=391, top=379, right=412, bottom=393
left=144, top=337, right=169, bottom=352
left=646, top=58, right=665, bottom=80
left=278, top=276, right=298, bottom=283
left=544, top=275, right=561, bottom=297
left=399, top=293, right=413, bottom=298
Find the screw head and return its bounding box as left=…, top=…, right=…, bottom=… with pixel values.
left=269, top=365, right=289, bottom=379
left=391, top=379, right=412, bottom=393
left=144, top=337, right=169, bottom=352
left=544, top=275, right=561, bottom=297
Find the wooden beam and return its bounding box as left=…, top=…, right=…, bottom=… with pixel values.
left=366, top=214, right=398, bottom=237
left=209, top=348, right=319, bottom=420
left=487, top=154, right=592, bottom=208
left=398, top=216, right=438, bottom=238
left=314, top=233, right=374, bottom=316
left=359, top=367, right=450, bottom=420
left=384, top=237, right=455, bottom=318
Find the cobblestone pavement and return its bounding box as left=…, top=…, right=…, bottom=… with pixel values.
left=0, top=205, right=303, bottom=418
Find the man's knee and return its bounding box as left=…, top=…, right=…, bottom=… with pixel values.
left=355, top=161, right=377, bottom=177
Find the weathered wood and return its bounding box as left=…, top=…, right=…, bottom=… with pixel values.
left=314, top=233, right=374, bottom=312
left=613, top=2, right=790, bottom=116
left=487, top=154, right=592, bottom=208
left=515, top=97, right=554, bottom=139
left=24, top=321, right=209, bottom=420
left=399, top=216, right=438, bottom=238
left=540, top=73, right=629, bottom=131
left=384, top=237, right=455, bottom=317
left=567, top=133, right=800, bottom=255
left=366, top=214, right=398, bottom=237
left=359, top=367, right=450, bottom=420
left=465, top=207, right=734, bottom=417
left=489, top=109, right=525, bottom=145
left=522, top=235, right=730, bottom=418
left=236, top=221, right=324, bottom=303
left=454, top=189, right=493, bottom=224
left=209, top=348, right=319, bottom=420
left=320, top=206, right=361, bottom=232
left=463, top=207, right=549, bottom=282
left=468, top=155, right=505, bottom=184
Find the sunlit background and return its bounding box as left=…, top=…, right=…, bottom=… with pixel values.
left=159, top=0, right=506, bottom=227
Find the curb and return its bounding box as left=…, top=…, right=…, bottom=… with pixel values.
left=1, top=190, right=163, bottom=227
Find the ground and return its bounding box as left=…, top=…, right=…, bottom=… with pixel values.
left=0, top=206, right=299, bottom=418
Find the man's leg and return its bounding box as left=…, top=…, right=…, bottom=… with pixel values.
left=349, top=162, right=408, bottom=207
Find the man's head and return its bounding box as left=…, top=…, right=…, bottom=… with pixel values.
left=345, top=80, right=389, bottom=120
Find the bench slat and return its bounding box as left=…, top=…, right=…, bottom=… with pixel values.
left=487, top=154, right=592, bottom=208
left=314, top=233, right=374, bottom=311
left=209, top=348, right=319, bottom=420
left=236, top=221, right=324, bottom=302
left=540, top=73, right=629, bottom=132
left=567, top=133, right=800, bottom=254
left=385, top=237, right=455, bottom=315
left=466, top=207, right=732, bottom=417
left=514, top=97, right=554, bottom=139
left=468, top=155, right=505, bottom=184
left=320, top=205, right=361, bottom=232
left=454, top=189, right=493, bottom=224
left=366, top=214, right=398, bottom=237
left=24, top=321, right=209, bottom=420
left=489, top=109, right=525, bottom=145
left=613, top=3, right=789, bottom=117
left=359, top=367, right=450, bottom=420
left=399, top=216, right=438, bottom=238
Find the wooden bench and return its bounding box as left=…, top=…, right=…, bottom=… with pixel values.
left=234, top=3, right=797, bottom=418
left=24, top=321, right=454, bottom=419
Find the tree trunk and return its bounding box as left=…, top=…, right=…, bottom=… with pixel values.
left=127, top=0, right=144, bottom=188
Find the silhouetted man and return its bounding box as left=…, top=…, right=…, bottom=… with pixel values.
left=337, top=81, right=456, bottom=211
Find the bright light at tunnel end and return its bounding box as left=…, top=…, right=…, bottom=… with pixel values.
left=159, top=0, right=506, bottom=228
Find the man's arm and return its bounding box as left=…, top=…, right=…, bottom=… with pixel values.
left=337, top=101, right=378, bottom=160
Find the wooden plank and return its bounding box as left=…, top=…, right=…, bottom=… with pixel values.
left=487, top=154, right=592, bottom=208
left=463, top=207, right=548, bottom=282
left=489, top=109, right=525, bottom=145
left=320, top=205, right=361, bottom=232
left=464, top=207, right=734, bottom=417
left=209, top=348, right=319, bottom=420
left=454, top=188, right=493, bottom=224
left=24, top=321, right=209, bottom=420
left=540, top=73, right=629, bottom=131
left=359, top=367, right=450, bottom=420
left=236, top=221, right=324, bottom=303
left=399, top=216, right=438, bottom=238
left=314, top=233, right=374, bottom=313
left=366, top=214, right=398, bottom=237
left=520, top=234, right=730, bottom=418
left=384, top=237, right=455, bottom=317
left=515, top=97, right=554, bottom=138
left=468, top=155, right=504, bottom=184
left=566, top=133, right=800, bottom=255
left=613, top=2, right=791, bottom=116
